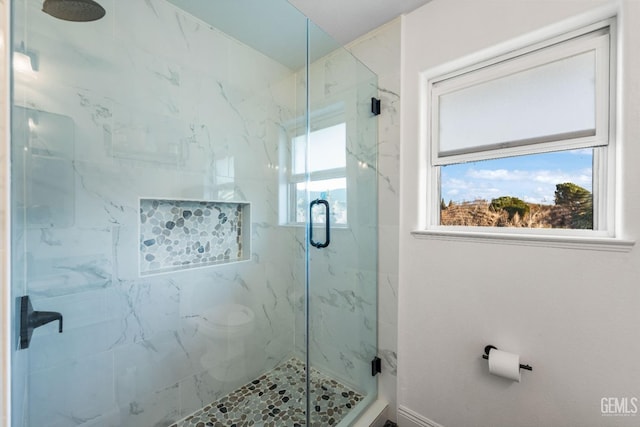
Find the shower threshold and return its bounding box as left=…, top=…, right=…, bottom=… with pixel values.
left=172, top=357, right=363, bottom=427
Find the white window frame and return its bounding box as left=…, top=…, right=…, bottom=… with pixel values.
left=416, top=16, right=634, bottom=250
left=285, top=105, right=348, bottom=226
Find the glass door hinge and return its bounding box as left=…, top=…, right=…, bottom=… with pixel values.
left=371, top=356, right=382, bottom=376
left=371, top=97, right=381, bottom=116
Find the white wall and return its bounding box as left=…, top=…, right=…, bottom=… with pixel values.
left=398, top=1, right=640, bottom=426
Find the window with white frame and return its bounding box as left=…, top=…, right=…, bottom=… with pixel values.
left=425, top=19, right=616, bottom=236
left=288, top=122, right=348, bottom=225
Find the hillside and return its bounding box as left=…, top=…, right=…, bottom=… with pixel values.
left=440, top=200, right=585, bottom=229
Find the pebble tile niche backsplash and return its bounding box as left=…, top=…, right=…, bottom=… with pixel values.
left=139, top=199, right=249, bottom=275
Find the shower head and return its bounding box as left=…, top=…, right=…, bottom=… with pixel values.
left=42, top=0, right=105, bottom=22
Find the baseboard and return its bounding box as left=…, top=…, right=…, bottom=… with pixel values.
left=397, top=406, right=444, bottom=427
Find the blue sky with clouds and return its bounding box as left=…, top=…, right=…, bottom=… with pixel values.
left=441, top=150, right=593, bottom=205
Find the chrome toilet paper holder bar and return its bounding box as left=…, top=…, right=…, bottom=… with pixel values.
left=482, top=345, right=533, bottom=371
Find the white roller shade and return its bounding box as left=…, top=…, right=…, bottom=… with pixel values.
left=431, top=29, right=610, bottom=165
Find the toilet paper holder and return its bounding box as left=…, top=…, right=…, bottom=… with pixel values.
left=482, top=345, right=533, bottom=371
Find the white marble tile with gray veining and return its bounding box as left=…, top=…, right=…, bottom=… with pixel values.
left=27, top=351, right=117, bottom=427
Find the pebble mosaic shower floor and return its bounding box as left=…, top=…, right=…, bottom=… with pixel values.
left=172, top=358, right=363, bottom=427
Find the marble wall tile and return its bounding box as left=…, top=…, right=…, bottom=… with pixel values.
left=113, top=331, right=199, bottom=407
left=378, top=225, right=400, bottom=277
left=78, top=409, right=122, bottom=427
left=27, top=318, right=121, bottom=374
left=24, top=251, right=113, bottom=299
left=27, top=351, right=117, bottom=427
left=118, top=382, right=181, bottom=427
left=111, top=277, right=182, bottom=345
left=177, top=370, right=227, bottom=418
left=26, top=287, right=120, bottom=370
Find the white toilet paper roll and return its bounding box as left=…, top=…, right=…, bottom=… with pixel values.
left=488, top=349, right=521, bottom=382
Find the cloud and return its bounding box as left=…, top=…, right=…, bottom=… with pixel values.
left=442, top=168, right=592, bottom=204
left=441, top=176, right=509, bottom=201
left=467, top=169, right=516, bottom=180
left=466, top=168, right=591, bottom=186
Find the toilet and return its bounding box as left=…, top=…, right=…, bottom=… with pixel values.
left=192, top=303, right=256, bottom=381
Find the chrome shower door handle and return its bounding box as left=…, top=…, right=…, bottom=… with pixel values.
left=309, top=199, right=330, bottom=249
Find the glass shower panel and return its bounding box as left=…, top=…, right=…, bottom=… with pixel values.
left=10, top=0, right=310, bottom=426
left=306, top=21, right=379, bottom=426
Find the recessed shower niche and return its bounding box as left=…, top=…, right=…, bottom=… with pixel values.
left=139, top=199, right=250, bottom=275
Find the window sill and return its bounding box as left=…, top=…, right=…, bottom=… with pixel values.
left=411, top=229, right=635, bottom=252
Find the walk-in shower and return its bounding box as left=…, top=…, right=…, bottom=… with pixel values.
left=8, top=0, right=378, bottom=425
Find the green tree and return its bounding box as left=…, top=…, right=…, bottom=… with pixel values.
left=554, top=182, right=593, bottom=229
left=490, top=196, right=530, bottom=220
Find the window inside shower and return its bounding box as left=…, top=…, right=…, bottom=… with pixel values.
left=289, top=122, right=348, bottom=226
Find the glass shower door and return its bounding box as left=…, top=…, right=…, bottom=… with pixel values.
left=306, top=22, right=379, bottom=426
left=10, top=0, right=312, bottom=426
left=8, top=0, right=377, bottom=425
